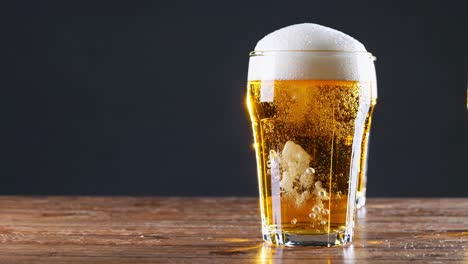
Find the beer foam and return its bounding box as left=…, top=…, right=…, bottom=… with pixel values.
left=248, top=23, right=374, bottom=81
left=254, top=23, right=366, bottom=52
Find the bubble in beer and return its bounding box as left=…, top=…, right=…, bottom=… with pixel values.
left=312, top=181, right=330, bottom=200
left=308, top=213, right=316, bottom=219
left=312, top=206, right=321, bottom=214
left=305, top=167, right=315, bottom=175
left=322, top=209, right=329, bottom=215
left=318, top=190, right=327, bottom=199
left=320, top=220, right=327, bottom=226
left=291, top=218, right=297, bottom=225
left=266, top=169, right=271, bottom=175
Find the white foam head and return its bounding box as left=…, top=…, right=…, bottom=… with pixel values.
left=248, top=23, right=375, bottom=83
left=254, top=23, right=366, bottom=52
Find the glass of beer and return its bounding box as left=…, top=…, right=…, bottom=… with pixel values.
left=246, top=24, right=377, bottom=246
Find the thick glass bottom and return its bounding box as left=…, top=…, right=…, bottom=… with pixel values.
left=262, top=229, right=351, bottom=247
left=356, top=190, right=366, bottom=209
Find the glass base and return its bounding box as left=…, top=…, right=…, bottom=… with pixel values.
left=262, top=229, right=351, bottom=247
left=356, top=190, right=366, bottom=209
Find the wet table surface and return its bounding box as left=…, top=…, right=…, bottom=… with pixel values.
left=0, top=197, right=466, bottom=263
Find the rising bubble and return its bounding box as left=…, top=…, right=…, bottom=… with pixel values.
left=312, top=206, right=321, bottom=214
left=318, top=190, right=327, bottom=198
left=305, top=167, right=315, bottom=175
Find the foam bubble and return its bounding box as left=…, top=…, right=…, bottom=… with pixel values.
left=248, top=23, right=375, bottom=81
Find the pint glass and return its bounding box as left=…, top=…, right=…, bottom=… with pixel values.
left=246, top=51, right=377, bottom=246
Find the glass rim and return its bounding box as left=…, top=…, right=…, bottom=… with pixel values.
left=249, top=50, right=376, bottom=60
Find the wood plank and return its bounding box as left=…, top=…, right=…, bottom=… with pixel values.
left=0, top=197, right=466, bottom=263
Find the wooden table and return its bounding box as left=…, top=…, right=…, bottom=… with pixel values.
left=0, top=197, right=466, bottom=263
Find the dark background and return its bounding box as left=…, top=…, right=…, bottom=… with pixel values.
left=5, top=0, right=468, bottom=196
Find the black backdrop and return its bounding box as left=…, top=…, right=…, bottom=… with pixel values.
left=5, top=0, right=468, bottom=196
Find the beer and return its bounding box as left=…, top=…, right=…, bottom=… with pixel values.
left=247, top=79, right=371, bottom=243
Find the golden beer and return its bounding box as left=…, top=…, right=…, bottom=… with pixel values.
left=247, top=79, right=372, bottom=245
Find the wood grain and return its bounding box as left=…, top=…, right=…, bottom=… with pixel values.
left=0, top=197, right=466, bottom=263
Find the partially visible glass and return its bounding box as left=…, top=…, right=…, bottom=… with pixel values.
left=356, top=63, right=377, bottom=209
left=246, top=51, right=377, bottom=246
